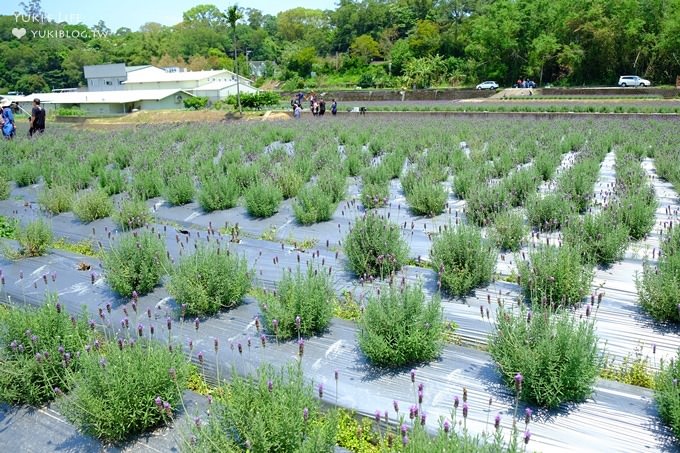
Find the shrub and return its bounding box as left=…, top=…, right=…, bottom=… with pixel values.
left=431, top=224, right=496, bottom=297
left=501, top=169, right=539, bottom=207
left=517, top=244, right=593, bottom=307
left=358, top=284, right=443, bottom=367
left=16, top=218, right=53, bottom=257
left=168, top=245, right=251, bottom=317
left=317, top=169, right=347, bottom=204
left=655, top=350, right=680, bottom=439
left=102, top=231, right=168, bottom=297
left=344, top=213, right=409, bottom=278
left=526, top=193, right=573, bottom=231
left=190, top=365, right=337, bottom=452
left=163, top=173, right=195, bottom=206
left=613, top=189, right=657, bottom=241
left=360, top=181, right=389, bottom=209
left=405, top=179, right=447, bottom=217
left=0, top=174, right=10, bottom=200
left=274, top=166, right=305, bottom=199
left=13, top=162, right=40, bottom=187
left=491, top=210, right=528, bottom=252
left=293, top=185, right=335, bottom=225
left=489, top=305, right=601, bottom=408
left=260, top=265, right=334, bottom=339
left=184, top=96, right=209, bottom=110
left=637, top=227, right=680, bottom=323
left=59, top=339, right=188, bottom=444
left=39, top=185, right=74, bottom=214
left=72, top=189, right=113, bottom=223
left=563, top=211, right=629, bottom=266
left=0, top=297, right=92, bottom=405
left=98, top=167, right=125, bottom=196
left=113, top=198, right=151, bottom=231
left=197, top=173, right=240, bottom=212
left=601, top=352, right=654, bottom=389
left=131, top=171, right=162, bottom=200
left=245, top=180, right=283, bottom=218
left=465, top=185, right=509, bottom=226
left=0, top=215, right=18, bottom=239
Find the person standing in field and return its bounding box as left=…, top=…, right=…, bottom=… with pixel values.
left=29, top=98, right=46, bottom=137
left=1, top=99, right=16, bottom=139
left=331, top=99, right=337, bottom=116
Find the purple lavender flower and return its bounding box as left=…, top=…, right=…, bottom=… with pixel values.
left=58, top=345, right=65, bottom=355
left=10, top=340, right=17, bottom=351
left=237, top=342, right=242, bottom=355
left=495, top=413, right=501, bottom=430
left=527, top=310, right=532, bottom=323
left=525, top=407, right=533, bottom=425
left=418, top=382, right=424, bottom=392
left=374, top=410, right=381, bottom=423
left=137, top=324, right=144, bottom=337
left=194, top=417, right=201, bottom=428
left=586, top=304, right=592, bottom=317
left=198, top=351, right=204, bottom=364
left=318, top=383, right=324, bottom=399
left=117, top=338, right=124, bottom=350
left=444, top=419, right=451, bottom=433
left=462, top=403, right=468, bottom=419
left=163, top=401, right=172, bottom=416
left=272, top=319, right=279, bottom=333
left=420, top=412, right=427, bottom=426
left=524, top=430, right=531, bottom=445
left=402, top=435, right=409, bottom=447
left=303, top=408, right=309, bottom=422
left=55, top=303, right=61, bottom=314
left=268, top=380, right=273, bottom=392
left=410, top=369, right=416, bottom=383
left=30, top=334, right=38, bottom=344
left=188, top=339, right=193, bottom=350
left=147, top=308, right=152, bottom=319
left=106, top=303, right=112, bottom=314
left=514, top=373, right=523, bottom=392
left=214, top=338, right=219, bottom=352
left=393, top=400, right=399, bottom=413
left=453, top=395, right=459, bottom=410
left=194, top=318, right=200, bottom=331
left=166, top=317, right=172, bottom=331
left=150, top=325, right=155, bottom=336
left=298, top=339, right=304, bottom=357
left=99, top=358, right=107, bottom=368
left=54, top=387, right=63, bottom=396
left=260, top=334, right=266, bottom=348
left=653, top=343, right=657, bottom=354
left=401, top=423, right=408, bottom=435
left=35, top=353, right=43, bottom=363
left=409, top=405, right=417, bottom=420
left=155, top=396, right=163, bottom=409
left=51, top=271, right=57, bottom=282
left=122, top=317, right=129, bottom=329
left=131, top=301, right=137, bottom=313
left=88, top=320, right=95, bottom=330
left=295, top=315, right=301, bottom=330
left=418, top=390, right=423, bottom=404
left=132, top=290, right=138, bottom=301
left=335, top=369, right=339, bottom=381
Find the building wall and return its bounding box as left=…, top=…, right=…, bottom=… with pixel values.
left=139, top=96, right=186, bottom=110
left=56, top=103, right=125, bottom=115
left=87, top=78, right=126, bottom=91
left=124, top=80, right=204, bottom=91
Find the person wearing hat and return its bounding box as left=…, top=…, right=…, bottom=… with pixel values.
left=1, top=98, right=16, bottom=139
left=29, top=98, right=45, bottom=137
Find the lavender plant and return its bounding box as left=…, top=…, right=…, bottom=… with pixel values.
left=655, top=350, right=680, bottom=440
left=0, top=296, right=93, bottom=405
left=637, top=227, right=680, bottom=323
left=72, top=188, right=113, bottom=223
left=344, top=213, right=409, bottom=278
left=39, top=185, right=74, bottom=215
left=197, top=173, right=240, bottom=213
left=260, top=264, right=334, bottom=339
left=168, top=245, right=252, bottom=317
left=526, top=193, right=573, bottom=232
left=16, top=218, right=53, bottom=257
left=245, top=180, right=283, bottom=218
left=113, top=197, right=152, bottom=230
left=188, top=364, right=337, bottom=452
left=517, top=244, right=593, bottom=308
left=102, top=231, right=168, bottom=297
left=358, top=284, right=443, bottom=367
left=563, top=211, right=629, bottom=266
left=490, top=305, right=601, bottom=408
left=491, top=210, right=528, bottom=252
left=163, top=173, right=195, bottom=206
left=58, top=338, right=188, bottom=444
left=294, top=185, right=335, bottom=225
left=431, top=224, right=496, bottom=297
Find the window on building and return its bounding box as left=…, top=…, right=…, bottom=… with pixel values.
left=106, top=80, right=112, bottom=85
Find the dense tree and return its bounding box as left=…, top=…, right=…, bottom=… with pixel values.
left=1, top=0, right=680, bottom=93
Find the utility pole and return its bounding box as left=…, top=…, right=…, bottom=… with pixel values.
left=227, top=5, right=242, bottom=115
left=234, top=46, right=241, bottom=114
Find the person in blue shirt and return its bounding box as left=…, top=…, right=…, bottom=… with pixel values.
left=1, top=99, right=16, bottom=139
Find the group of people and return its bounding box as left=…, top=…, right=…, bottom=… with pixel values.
left=0, top=97, right=46, bottom=139
left=291, top=92, right=338, bottom=119
left=513, top=78, right=537, bottom=89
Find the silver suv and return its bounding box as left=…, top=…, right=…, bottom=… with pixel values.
left=618, top=75, right=651, bottom=87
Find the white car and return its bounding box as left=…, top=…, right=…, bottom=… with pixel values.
left=618, top=75, right=651, bottom=87
left=476, top=81, right=499, bottom=90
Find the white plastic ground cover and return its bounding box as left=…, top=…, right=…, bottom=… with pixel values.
left=0, top=251, right=673, bottom=453
left=0, top=154, right=679, bottom=369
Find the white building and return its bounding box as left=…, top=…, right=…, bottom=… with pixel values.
left=83, top=64, right=257, bottom=101
left=10, top=89, right=195, bottom=115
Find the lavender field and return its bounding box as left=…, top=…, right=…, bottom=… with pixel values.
left=0, top=116, right=678, bottom=452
